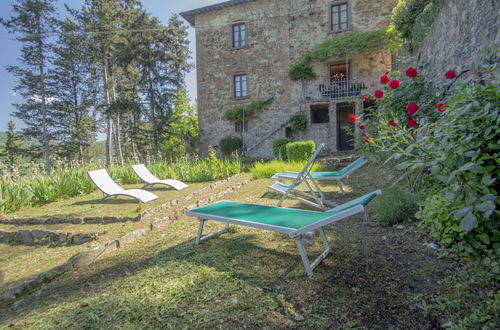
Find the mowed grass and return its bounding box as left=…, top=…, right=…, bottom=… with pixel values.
left=0, top=175, right=251, bottom=296
left=1, top=163, right=451, bottom=328
left=1, top=163, right=495, bottom=328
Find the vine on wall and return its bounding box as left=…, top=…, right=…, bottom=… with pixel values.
left=223, top=98, right=273, bottom=122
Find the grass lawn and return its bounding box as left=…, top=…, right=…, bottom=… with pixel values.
left=0, top=162, right=497, bottom=328
left=0, top=175, right=250, bottom=296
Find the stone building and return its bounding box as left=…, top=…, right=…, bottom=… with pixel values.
left=181, top=0, right=397, bottom=158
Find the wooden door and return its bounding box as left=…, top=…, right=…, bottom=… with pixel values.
left=337, top=102, right=355, bottom=151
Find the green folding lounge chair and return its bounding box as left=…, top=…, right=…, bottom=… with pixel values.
left=272, top=156, right=368, bottom=194
left=186, top=190, right=381, bottom=277
left=268, top=143, right=335, bottom=210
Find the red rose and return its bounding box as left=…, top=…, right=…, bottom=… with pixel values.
left=437, top=103, right=448, bottom=112
left=389, top=120, right=398, bottom=127
left=380, top=75, right=389, bottom=84
left=445, top=70, right=456, bottom=79
left=348, top=114, right=357, bottom=123
left=374, top=90, right=384, bottom=98
left=405, top=67, right=418, bottom=78
left=363, top=95, right=370, bottom=102
left=388, top=80, right=400, bottom=89
left=385, top=71, right=389, bottom=75
left=407, top=102, right=420, bottom=115
left=357, top=123, right=365, bottom=130
left=407, top=119, right=417, bottom=127
left=406, top=112, right=413, bottom=119
left=363, top=138, right=371, bottom=143
left=360, top=132, right=367, bottom=138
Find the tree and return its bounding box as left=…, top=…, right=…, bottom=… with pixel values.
left=3, top=121, right=22, bottom=167
left=162, top=91, right=199, bottom=159
left=50, top=17, right=98, bottom=164
left=1, top=0, right=58, bottom=175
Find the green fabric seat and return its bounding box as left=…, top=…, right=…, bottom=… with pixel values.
left=186, top=190, right=382, bottom=277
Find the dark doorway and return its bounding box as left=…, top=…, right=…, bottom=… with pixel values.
left=337, top=102, right=355, bottom=151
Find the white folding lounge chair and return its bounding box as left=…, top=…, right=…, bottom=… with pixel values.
left=268, top=143, right=335, bottom=210
left=88, top=169, right=159, bottom=203
left=272, top=156, right=368, bottom=193
left=186, top=190, right=382, bottom=277
left=132, top=164, right=188, bottom=190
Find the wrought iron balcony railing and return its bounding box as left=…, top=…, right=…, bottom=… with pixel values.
left=304, top=78, right=366, bottom=100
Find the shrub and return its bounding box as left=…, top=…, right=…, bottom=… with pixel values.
left=219, top=137, right=243, bottom=156
left=373, top=186, right=419, bottom=225
left=249, top=159, right=321, bottom=179
left=286, top=141, right=315, bottom=162
left=289, top=114, right=307, bottom=131
left=273, top=138, right=291, bottom=160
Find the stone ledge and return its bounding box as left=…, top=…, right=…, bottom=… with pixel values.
left=0, top=175, right=251, bottom=306
left=0, top=229, right=106, bottom=246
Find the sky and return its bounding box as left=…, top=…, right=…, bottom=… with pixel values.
left=0, top=0, right=219, bottom=133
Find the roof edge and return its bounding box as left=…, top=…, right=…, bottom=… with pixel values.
left=180, top=0, right=258, bottom=26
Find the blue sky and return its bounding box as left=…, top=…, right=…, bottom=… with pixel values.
left=0, top=0, right=218, bottom=132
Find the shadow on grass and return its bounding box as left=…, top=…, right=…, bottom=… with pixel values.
left=71, top=197, right=141, bottom=206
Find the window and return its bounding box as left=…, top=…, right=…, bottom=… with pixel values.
left=331, top=3, right=348, bottom=31
left=330, top=63, right=348, bottom=81
left=233, top=73, right=248, bottom=98
left=310, top=104, right=330, bottom=123
left=235, top=121, right=248, bottom=132
left=232, top=23, right=246, bottom=48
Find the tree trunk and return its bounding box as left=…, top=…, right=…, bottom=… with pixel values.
left=38, top=45, right=51, bottom=176
left=103, top=61, right=113, bottom=167
left=148, top=70, right=158, bottom=150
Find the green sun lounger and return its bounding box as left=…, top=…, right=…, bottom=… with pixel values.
left=268, top=143, right=336, bottom=210
left=186, top=190, right=381, bottom=277
left=272, top=156, right=368, bottom=194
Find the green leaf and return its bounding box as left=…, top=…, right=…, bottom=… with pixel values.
left=455, top=206, right=472, bottom=218
left=430, top=165, right=441, bottom=175
left=460, top=213, right=477, bottom=232
left=477, top=233, right=490, bottom=245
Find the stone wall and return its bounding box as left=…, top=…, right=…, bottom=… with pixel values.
left=409, top=0, right=499, bottom=81
left=193, top=0, right=397, bottom=158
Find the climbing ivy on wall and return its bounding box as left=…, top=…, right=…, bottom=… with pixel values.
left=223, top=98, right=273, bottom=122
left=390, top=0, right=445, bottom=53
left=288, top=29, right=388, bottom=81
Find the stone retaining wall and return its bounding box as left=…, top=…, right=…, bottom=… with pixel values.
left=0, top=175, right=251, bottom=306
left=0, top=229, right=104, bottom=246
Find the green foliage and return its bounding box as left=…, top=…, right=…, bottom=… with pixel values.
left=3, top=121, right=21, bottom=167
left=373, top=186, right=419, bottom=225
left=219, top=137, right=243, bottom=157
left=311, top=29, right=388, bottom=61
left=289, top=29, right=388, bottom=80
left=286, top=141, right=315, bottom=162
left=0, top=153, right=242, bottom=214
left=390, top=0, right=445, bottom=53
left=162, top=92, right=200, bottom=160
left=288, top=56, right=316, bottom=81
left=365, top=60, right=500, bottom=258
left=289, top=114, right=307, bottom=131
left=223, top=98, right=273, bottom=122
left=272, top=138, right=292, bottom=160
left=249, top=159, right=320, bottom=179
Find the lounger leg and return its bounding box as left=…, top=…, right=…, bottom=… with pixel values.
left=338, top=181, right=345, bottom=194
left=195, top=219, right=230, bottom=245
left=294, top=229, right=332, bottom=277
left=295, top=238, right=313, bottom=277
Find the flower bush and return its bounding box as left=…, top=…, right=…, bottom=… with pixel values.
left=359, top=59, right=499, bottom=260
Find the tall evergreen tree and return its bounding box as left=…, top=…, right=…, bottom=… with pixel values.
left=1, top=0, right=58, bottom=174
left=50, top=17, right=98, bottom=164
left=3, top=121, right=22, bottom=167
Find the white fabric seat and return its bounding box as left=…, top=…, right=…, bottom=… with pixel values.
left=88, top=169, right=158, bottom=203
left=132, top=164, right=188, bottom=190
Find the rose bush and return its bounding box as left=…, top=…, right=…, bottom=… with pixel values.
left=361, top=62, right=499, bottom=260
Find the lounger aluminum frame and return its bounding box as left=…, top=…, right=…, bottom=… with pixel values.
left=132, top=164, right=188, bottom=190
left=186, top=190, right=381, bottom=277
left=88, top=169, right=159, bottom=204
left=272, top=156, right=368, bottom=194
left=268, top=143, right=335, bottom=210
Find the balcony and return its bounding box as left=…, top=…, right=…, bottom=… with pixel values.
left=303, top=78, right=366, bottom=101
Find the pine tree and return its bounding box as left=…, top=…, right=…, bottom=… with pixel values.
left=1, top=0, right=58, bottom=175
left=50, top=16, right=98, bottom=164
left=3, top=121, right=22, bottom=167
